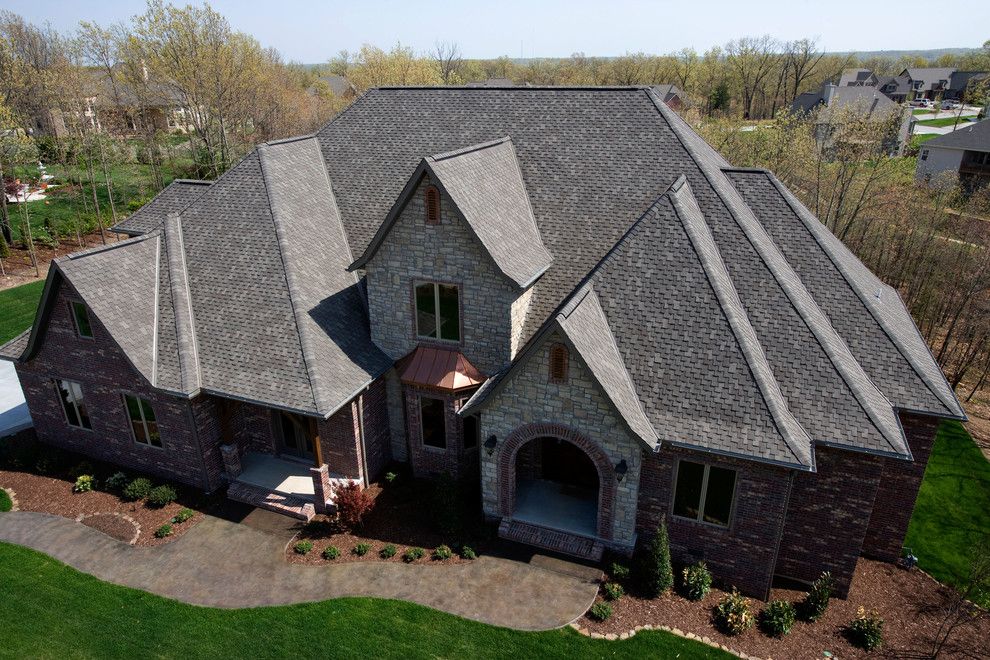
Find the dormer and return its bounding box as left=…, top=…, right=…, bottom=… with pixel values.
left=352, top=137, right=551, bottom=375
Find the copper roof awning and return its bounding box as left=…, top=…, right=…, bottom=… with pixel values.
left=398, top=346, right=485, bottom=392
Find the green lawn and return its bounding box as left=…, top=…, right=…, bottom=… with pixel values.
left=911, top=133, right=939, bottom=150
left=0, top=488, right=10, bottom=512
left=914, top=116, right=978, bottom=128
left=0, top=280, right=44, bottom=344
left=905, top=420, right=990, bottom=607
left=0, top=543, right=722, bottom=660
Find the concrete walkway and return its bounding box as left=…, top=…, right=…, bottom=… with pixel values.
left=0, top=510, right=600, bottom=631
left=0, top=361, right=31, bottom=438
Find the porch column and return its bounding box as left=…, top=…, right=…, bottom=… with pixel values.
left=310, top=464, right=333, bottom=514
left=220, top=443, right=242, bottom=479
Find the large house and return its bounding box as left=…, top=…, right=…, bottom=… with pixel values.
left=917, top=117, right=990, bottom=190
left=791, top=83, right=912, bottom=155
left=837, top=66, right=989, bottom=103
left=0, top=87, right=965, bottom=601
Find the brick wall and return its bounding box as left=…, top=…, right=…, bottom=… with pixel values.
left=775, top=446, right=883, bottom=596
left=403, top=384, right=478, bottom=479
left=637, top=447, right=791, bottom=599
left=359, top=376, right=392, bottom=481
left=15, top=279, right=214, bottom=490
left=862, top=412, right=941, bottom=561
left=364, top=176, right=522, bottom=375
left=319, top=401, right=364, bottom=482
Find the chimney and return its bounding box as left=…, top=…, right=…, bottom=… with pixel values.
left=823, top=83, right=837, bottom=106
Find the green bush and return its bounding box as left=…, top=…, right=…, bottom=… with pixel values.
left=759, top=599, right=796, bottom=637
left=680, top=561, right=713, bottom=601
left=293, top=541, right=313, bottom=555
left=603, top=582, right=624, bottom=601
left=104, top=471, right=129, bottom=491
left=799, top=572, right=834, bottom=622
left=322, top=546, right=341, bottom=560
left=123, top=478, right=153, bottom=501
left=0, top=489, right=11, bottom=512
left=432, top=544, right=452, bottom=561
left=713, top=589, right=755, bottom=636
left=146, top=485, right=177, bottom=508
left=403, top=547, right=425, bottom=563
left=610, top=561, right=631, bottom=581
left=385, top=471, right=398, bottom=484
left=154, top=523, right=173, bottom=539
left=73, top=475, right=95, bottom=493
left=67, top=461, right=95, bottom=480
left=352, top=543, right=371, bottom=557
left=589, top=602, right=613, bottom=621
left=171, top=508, right=195, bottom=524
left=848, top=607, right=883, bottom=651
left=460, top=545, right=477, bottom=560
left=35, top=450, right=66, bottom=476
left=380, top=544, right=397, bottom=559
left=637, top=519, right=673, bottom=598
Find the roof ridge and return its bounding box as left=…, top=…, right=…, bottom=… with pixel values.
left=427, top=136, right=511, bottom=162
left=162, top=213, right=201, bottom=393
left=61, top=231, right=158, bottom=261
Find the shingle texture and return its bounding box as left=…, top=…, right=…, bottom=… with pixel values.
left=111, top=179, right=212, bottom=236
left=921, top=118, right=990, bottom=151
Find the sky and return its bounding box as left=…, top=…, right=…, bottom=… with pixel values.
left=3, top=0, right=988, bottom=62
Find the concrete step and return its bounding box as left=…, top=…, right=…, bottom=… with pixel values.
left=227, top=481, right=316, bottom=522
left=498, top=518, right=604, bottom=562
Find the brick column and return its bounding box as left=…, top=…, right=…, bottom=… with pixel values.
left=219, top=443, right=241, bottom=478
left=311, top=464, right=333, bottom=514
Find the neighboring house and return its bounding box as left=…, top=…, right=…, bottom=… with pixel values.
left=309, top=74, right=357, bottom=99
left=0, top=87, right=966, bottom=601
left=835, top=67, right=988, bottom=104
left=791, top=83, right=912, bottom=155
left=838, top=68, right=880, bottom=87
left=651, top=84, right=686, bottom=110
left=900, top=67, right=957, bottom=100
left=916, top=118, right=990, bottom=190
left=946, top=70, right=990, bottom=102
left=874, top=75, right=912, bottom=103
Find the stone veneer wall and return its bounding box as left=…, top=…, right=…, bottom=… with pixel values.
left=637, top=448, right=791, bottom=600
left=479, top=332, right=642, bottom=550
left=364, top=176, right=522, bottom=375
left=862, top=412, right=941, bottom=562
left=15, top=279, right=215, bottom=490
left=774, top=446, right=883, bottom=597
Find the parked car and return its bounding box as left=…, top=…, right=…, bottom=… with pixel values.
left=941, top=100, right=960, bottom=110
left=911, top=98, right=934, bottom=108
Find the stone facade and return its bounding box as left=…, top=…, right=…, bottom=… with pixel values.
left=364, top=176, right=523, bottom=375
left=479, top=332, right=642, bottom=551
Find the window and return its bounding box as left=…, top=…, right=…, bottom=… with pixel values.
left=71, top=301, right=94, bottom=339
left=462, top=413, right=479, bottom=449
left=424, top=185, right=441, bottom=225
left=921, top=149, right=929, bottom=161
left=56, top=379, right=92, bottom=430
left=124, top=394, right=161, bottom=447
left=415, top=281, right=460, bottom=341
left=672, top=460, right=737, bottom=527
left=549, top=343, right=569, bottom=383
left=420, top=396, right=447, bottom=449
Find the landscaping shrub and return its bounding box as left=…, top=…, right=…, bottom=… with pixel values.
left=67, top=461, right=95, bottom=480
left=322, top=546, right=341, bottom=560
left=403, top=547, right=425, bottom=563
left=0, top=489, right=11, bottom=512
left=352, top=543, right=371, bottom=557
left=610, top=561, right=631, bottom=581
left=385, top=471, right=398, bottom=484
left=759, top=599, right=796, bottom=637
left=589, top=602, right=613, bottom=621
left=380, top=544, right=397, bottom=559
left=35, top=450, right=66, bottom=476
left=123, top=478, right=153, bottom=501
left=73, top=475, right=95, bottom=493
left=335, top=483, right=374, bottom=530
left=603, top=582, right=624, bottom=601
left=713, top=589, right=755, bottom=636
left=294, top=541, right=313, bottom=555
left=301, top=519, right=334, bottom=537
left=680, top=561, right=713, bottom=601
left=799, top=571, right=835, bottom=622
left=146, top=485, right=177, bottom=508
left=460, top=545, right=477, bottom=560
left=104, top=471, right=129, bottom=491
left=154, top=523, right=173, bottom=538
left=432, top=544, right=453, bottom=561
left=637, top=518, right=673, bottom=597
left=848, top=607, right=884, bottom=651
left=171, top=508, right=195, bottom=524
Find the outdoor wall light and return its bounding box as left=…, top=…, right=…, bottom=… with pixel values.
left=484, top=434, right=498, bottom=456
left=615, top=459, right=628, bottom=482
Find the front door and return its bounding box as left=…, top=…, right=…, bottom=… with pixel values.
left=276, top=411, right=315, bottom=461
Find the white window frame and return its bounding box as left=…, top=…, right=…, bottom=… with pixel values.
left=123, top=393, right=163, bottom=449
left=70, top=300, right=94, bottom=339
left=55, top=379, right=92, bottom=431
left=414, top=280, right=460, bottom=342
left=671, top=459, right=738, bottom=528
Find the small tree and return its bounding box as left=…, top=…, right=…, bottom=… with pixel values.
left=638, top=518, right=674, bottom=597
left=929, top=539, right=990, bottom=659
left=334, top=482, right=374, bottom=530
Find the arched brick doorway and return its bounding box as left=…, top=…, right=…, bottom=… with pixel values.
left=498, top=423, right=616, bottom=540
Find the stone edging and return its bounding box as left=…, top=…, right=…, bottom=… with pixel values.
left=75, top=512, right=141, bottom=545
left=568, top=622, right=757, bottom=659
left=1, top=487, right=18, bottom=511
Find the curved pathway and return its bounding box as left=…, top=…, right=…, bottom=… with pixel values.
left=0, top=510, right=599, bottom=631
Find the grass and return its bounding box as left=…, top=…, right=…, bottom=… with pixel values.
left=911, top=133, right=939, bottom=150
left=0, top=488, right=10, bottom=512
left=0, top=543, right=724, bottom=659
left=915, top=116, right=977, bottom=128
left=0, top=280, right=45, bottom=344
left=905, top=420, right=990, bottom=607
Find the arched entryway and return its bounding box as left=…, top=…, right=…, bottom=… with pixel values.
left=499, top=423, right=616, bottom=540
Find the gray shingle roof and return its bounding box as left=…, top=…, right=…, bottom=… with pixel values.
left=111, top=179, right=212, bottom=236
left=792, top=85, right=901, bottom=119
left=902, top=68, right=957, bottom=90
left=922, top=118, right=990, bottom=151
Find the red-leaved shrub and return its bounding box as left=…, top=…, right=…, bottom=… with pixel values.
left=334, top=483, right=374, bottom=529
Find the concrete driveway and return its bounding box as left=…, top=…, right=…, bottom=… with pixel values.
left=0, top=361, right=31, bottom=437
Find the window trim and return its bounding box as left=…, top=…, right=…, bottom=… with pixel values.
left=419, top=394, right=448, bottom=451
left=413, top=280, right=462, bottom=343
left=671, top=459, right=738, bottom=528
left=122, top=392, right=163, bottom=449
left=55, top=378, right=93, bottom=431
left=70, top=300, right=95, bottom=339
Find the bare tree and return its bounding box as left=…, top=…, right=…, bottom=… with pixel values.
left=725, top=35, right=780, bottom=119
left=929, top=538, right=990, bottom=659
left=431, top=41, right=462, bottom=85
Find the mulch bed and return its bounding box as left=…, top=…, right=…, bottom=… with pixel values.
left=581, top=559, right=988, bottom=658
left=286, top=478, right=490, bottom=565
left=79, top=512, right=140, bottom=544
